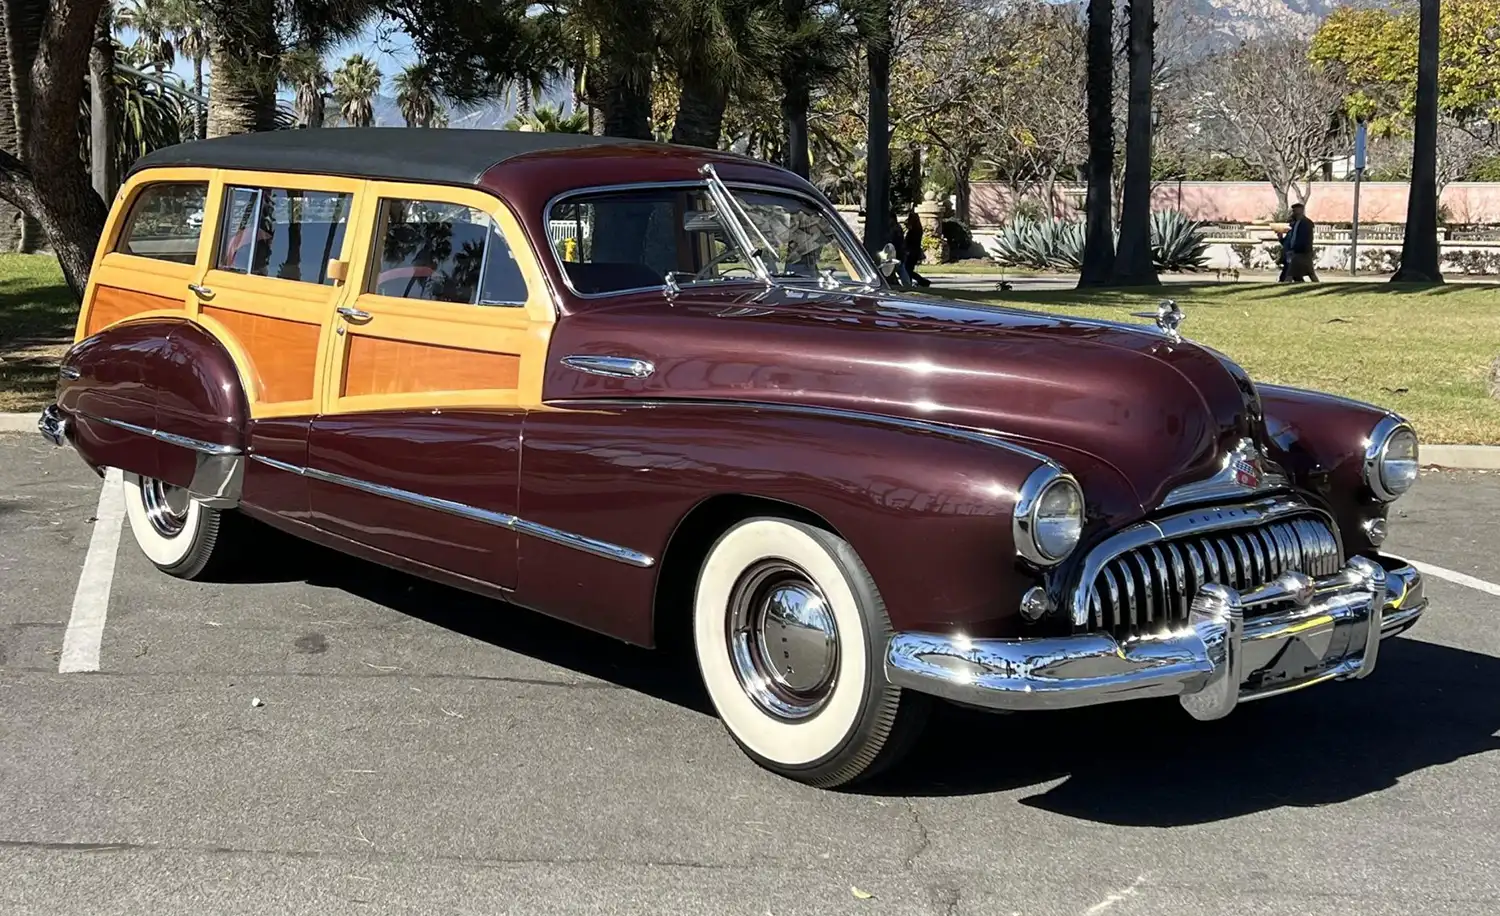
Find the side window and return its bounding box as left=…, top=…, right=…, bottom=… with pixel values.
left=215, top=185, right=352, bottom=285
left=550, top=189, right=738, bottom=294
left=369, top=198, right=528, bottom=306
left=115, top=182, right=208, bottom=264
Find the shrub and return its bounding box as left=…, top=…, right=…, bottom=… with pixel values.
left=982, top=216, right=1086, bottom=270
left=1230, top=242, right=1258, bottom=270
left=940, top=219, right=974, bottom=259
left=1150, top=211, right=1209, bottom=272
left=1359, top=249, right=1401, bottom=274
left=1011, top=198, right=1048, bottom=223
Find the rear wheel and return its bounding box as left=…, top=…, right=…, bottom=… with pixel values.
left=121, top=472, right=232, bottom=579
left=693, top=517, right=928, bottom=788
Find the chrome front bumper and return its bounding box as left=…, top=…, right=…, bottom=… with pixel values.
left=39, top=405, right=68, bottom=447
left=886, top=555, right=1425, bottom=721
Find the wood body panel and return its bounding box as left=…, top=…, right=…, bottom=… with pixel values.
left=201, top=306, right=322, bottom=403
left=341, top=336, right=521, bottom=397
left=84, top=286, right=183, bottom=336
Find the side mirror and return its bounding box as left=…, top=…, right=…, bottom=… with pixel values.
left=878, top=242, right=900, bottom=278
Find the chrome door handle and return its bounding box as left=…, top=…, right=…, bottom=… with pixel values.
left=187, top=283, right=214, bottom=300
left=336, top=306, right=372, bottom=323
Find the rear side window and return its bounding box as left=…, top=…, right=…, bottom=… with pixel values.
left=215, top=185, right=352, bottom=285
left=369, top=198, right=528, bottom=306
left=115, top=182, right=208, bottom=264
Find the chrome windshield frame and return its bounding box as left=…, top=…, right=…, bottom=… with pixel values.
left=543, top=177, right=883, bottom=301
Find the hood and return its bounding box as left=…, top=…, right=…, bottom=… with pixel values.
left=545, top=285, right=1263, bottom=526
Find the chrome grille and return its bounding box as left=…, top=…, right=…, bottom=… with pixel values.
left=1085, top=513, right=1342, bottom=634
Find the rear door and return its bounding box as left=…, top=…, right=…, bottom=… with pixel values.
left=307, top=182, right=555, bottom=590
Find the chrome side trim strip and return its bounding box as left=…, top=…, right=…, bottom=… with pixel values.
left=545, top=397, right=1060, bottom=469
left=83, top=413, right=241, bottom=456
left=248, top=454, right=655, bottom=568
left=561, top=355, right=656, bottom=379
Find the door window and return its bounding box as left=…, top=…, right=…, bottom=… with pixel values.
left=369, top=198, right=528, bottom=306
left=215, top=185, right=353, bottom=284
left=115, top=182, right=208, bottom=264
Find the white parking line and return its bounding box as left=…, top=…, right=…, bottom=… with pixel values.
left=58, top=468, right=125, bottom=673
left=1409, top=559, right=1500, bottom=599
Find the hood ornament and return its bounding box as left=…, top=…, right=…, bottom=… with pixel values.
left=1132, top=299, right=1184, bottom=343
left=1228, top=438, right=1263, bottom=489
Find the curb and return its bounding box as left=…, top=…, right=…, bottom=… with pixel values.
left=3, top=409, right=1498, bottom=469
left=0, top=411, right=40, bottom=433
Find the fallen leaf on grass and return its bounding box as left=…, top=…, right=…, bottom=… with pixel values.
left=1381, top=386, right=1409, bottom=394
left=1326, top=317, right=1351, bottom=323
left=851, top=886, right=874, bottom=900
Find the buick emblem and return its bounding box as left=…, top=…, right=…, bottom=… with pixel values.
left=1229, top=440, right=1263, bottom=489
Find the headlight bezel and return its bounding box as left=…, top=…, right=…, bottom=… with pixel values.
left=1014, top=465, right=1084, bottom=566
left=1363, top=416, right=1419, bottom=502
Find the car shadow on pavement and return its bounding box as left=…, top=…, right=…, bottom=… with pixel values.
left=876, top=637, right=1500, bottom=824
left=240, top=524, right=716, bottom=716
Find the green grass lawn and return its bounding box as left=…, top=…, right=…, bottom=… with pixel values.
left=944, top=282, right=1500, bottom=445
left=1, top=255, right=1496, bottom=444
left=0, top=254, right=75, bottom=413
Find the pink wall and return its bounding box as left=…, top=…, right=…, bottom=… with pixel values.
left=970, top=181, right=1500, bottom=227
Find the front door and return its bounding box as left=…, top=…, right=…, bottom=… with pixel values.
left=307, top=182, right=555, bottom=591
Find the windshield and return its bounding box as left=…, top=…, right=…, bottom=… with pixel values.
left=726, top=190, right=876, bottom=286
left=547, top=183, right=876, bottom=296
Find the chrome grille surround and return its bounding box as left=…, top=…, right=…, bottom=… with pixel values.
left=1067, top=498, right=1343, bottom=631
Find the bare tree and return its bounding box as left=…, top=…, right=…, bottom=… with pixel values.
left=1192, top=37, right=1347, bottom=216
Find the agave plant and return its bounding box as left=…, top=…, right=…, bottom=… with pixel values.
left=1150, top=211, right=1210, bottom=272
left=983, top=216, right=1087, bottom=270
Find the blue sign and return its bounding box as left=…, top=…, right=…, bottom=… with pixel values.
left=1354, top=123, right=1368, bottom=171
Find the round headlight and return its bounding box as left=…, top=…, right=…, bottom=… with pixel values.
left=1365, top=418, right=1419, bottom=501
left=1014, top=467, right=1084, bottom=565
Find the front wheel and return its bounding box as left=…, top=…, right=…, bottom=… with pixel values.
left=121, top=472, right=233, bottom=579
left=693, top=517, right=929, bottom=788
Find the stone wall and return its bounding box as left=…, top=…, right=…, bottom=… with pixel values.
left=970, top=181, right=1500, bottom=228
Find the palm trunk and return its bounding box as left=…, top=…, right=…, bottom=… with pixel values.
left=193, top=53, right=206, bottom=139
left=1078, top=0, right=1115, bottom=287
left=596, top=52, right=651, bottom=140
left=206, top=0, right=278, bottom=138
left=0, top=6, right=20, bottom=252
left=781, top=77, right=810, bottom=179
left=4, top=0, right=45, bottom=252
left=1110, top=0, right=1158, bottom=286
left=861, top=0, right=892, bottom=258
left=1393, top=0, right=1442, bottom=283
left=671, top=79, right=727, bottom=149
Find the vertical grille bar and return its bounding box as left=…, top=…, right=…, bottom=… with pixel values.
left=1084, top=513, right=1342, bottom=636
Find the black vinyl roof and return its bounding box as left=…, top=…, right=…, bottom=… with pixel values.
left=127, top=128, right=649, bottom=185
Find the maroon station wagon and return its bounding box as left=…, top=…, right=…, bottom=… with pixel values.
left=40, top=129, right=1426, bottom=787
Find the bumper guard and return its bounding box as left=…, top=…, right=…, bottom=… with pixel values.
left=886, top=555, right=1425, bottom=721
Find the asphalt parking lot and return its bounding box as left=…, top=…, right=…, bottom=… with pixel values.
left=2, top=432, right=1498, bottom=916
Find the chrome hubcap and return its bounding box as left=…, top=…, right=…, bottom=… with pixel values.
left=727, top=561, right=839, bottom=720
left=141, top=477, right=191, bottom=538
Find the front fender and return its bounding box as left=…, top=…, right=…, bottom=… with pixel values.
left=1258, top=383, right=1403, bottom=554
left=516, top=400, right=1054, bottom=644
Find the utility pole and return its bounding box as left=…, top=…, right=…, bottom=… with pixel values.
left=1350, top=121, right=1366, bottom=277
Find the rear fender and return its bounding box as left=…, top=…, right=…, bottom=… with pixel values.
left=58, top=318, right=250, bottom=506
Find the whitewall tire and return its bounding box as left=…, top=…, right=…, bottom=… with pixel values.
left=121, top=472, right=228, bottom=579
left=693, top=517, right=928, bottom=787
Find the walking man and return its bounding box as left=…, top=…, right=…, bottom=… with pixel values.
left=1283, top=203, right=1319, bottom=282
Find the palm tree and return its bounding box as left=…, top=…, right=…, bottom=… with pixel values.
left=281, top=46, right=330, bottom=128
left=332, top=54, right=382, bottom=127
left=504, top=103, right=589, bottom=133
left=661, top=0, right=773, bottom=149
left=1078, top=0, right=1116, bottom=287
left=114, top=0, right=175, bottom=72
left=164, top=0, right=209, bottom=138
left=196, top=0, right=375, bottom=137
left=774, top=0, right=854, bottom=179
left=393, top=62, right=441, bottom=127
left=1110, top=0, right=1159, bottom=286
left=859, top=0, right=892, bottom=258
left=1393, top=0, right=1442, bottom=283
